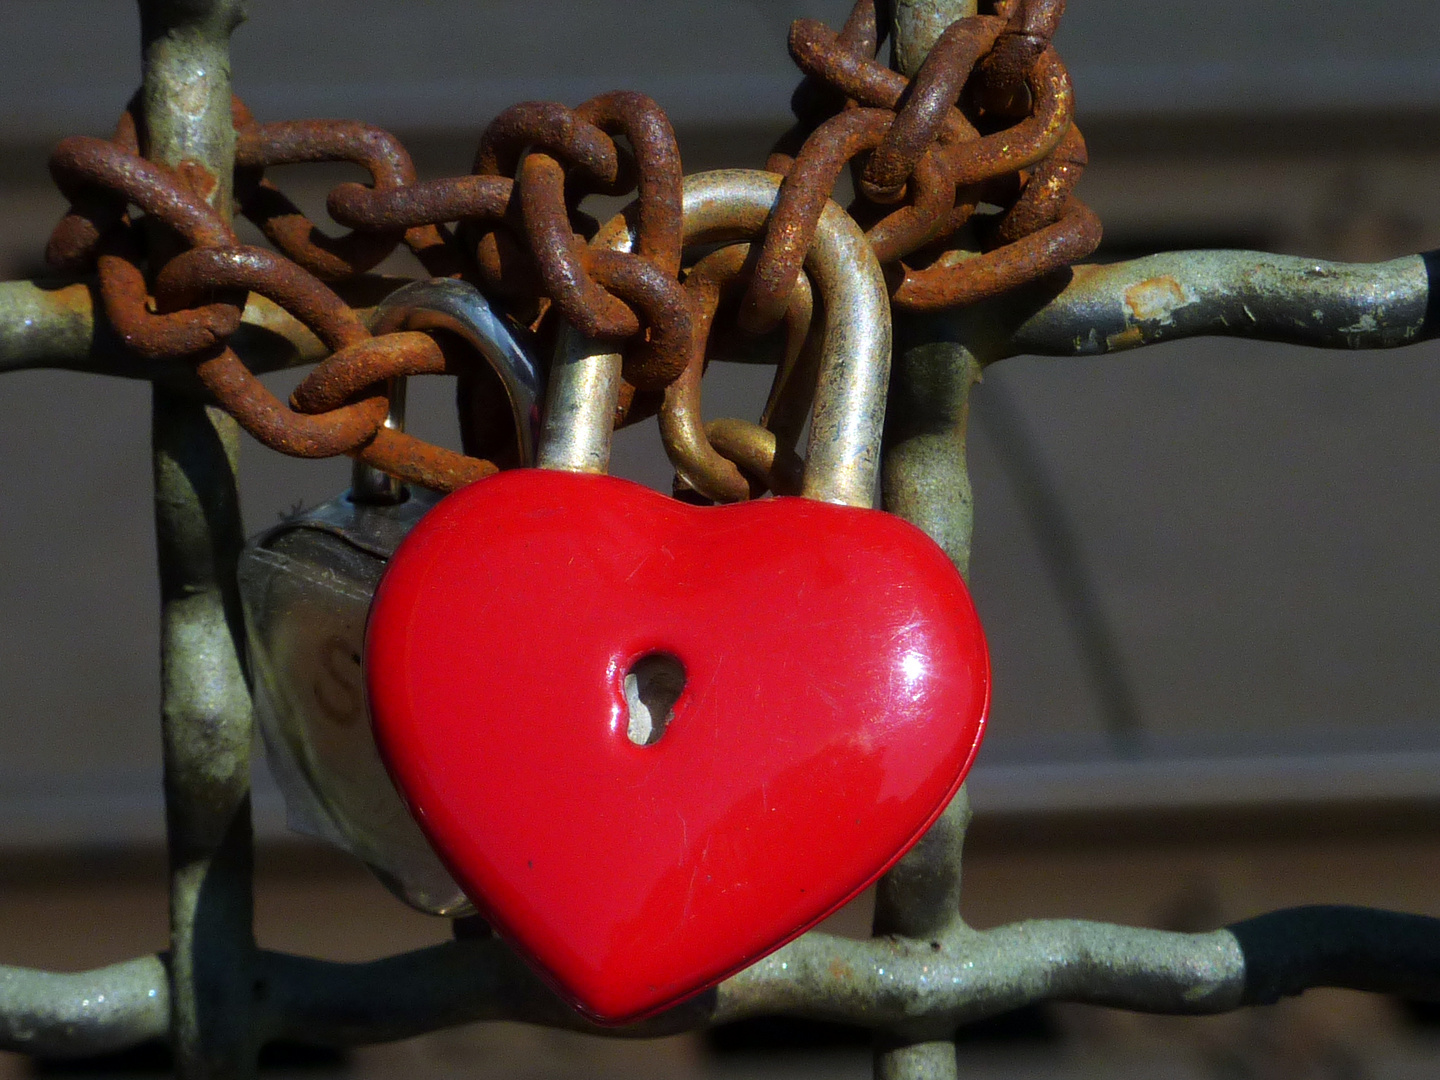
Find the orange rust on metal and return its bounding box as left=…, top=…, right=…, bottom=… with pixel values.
left=176, top=162, right=220, bottom=203
left=941, top=48, right=1072, bottom=188
left=403, top=222, right=463, bottom=280
left=470, top=184, right=545, bottom=301
left=740, top=108, right=892, bottom=335
left=994, top=123, right=1086, bottom=245
left=234, top=119, right=422, bottom=279
left=498, top=92, right=689, bottom=396
left=835, top=0, right=883, bottom=54
left=288, top=331, right=500, bottom=492
left=519, top=151, right=639, bottom=338
left=788, top=19, right=904, bottom=106
left=892, top=198, right=1101, bottom=311
left=473, top=101, right=620, bottom=187
left=195, top=344, right=389, bottom=457
left=328, top=175, right=513, bottom=231
left=238, top=179, right=402, bottom=281
left=771, top=0, right=885, bottom=175
left=863, top=149, right=958, bottom=264
left=153, top=243, right=390, bottom=456
left=46, top=129, right=250, bottom=361
left=235, top=118, right=415, bottom=180
left=490, top=93, right=691, bottom=397
left=155, top=245, right=369, bottom=349
left=1123, top=275, right=1189, bottom=322
left=289, top=332, right=447, bottom=414
left=46, top=108, right=144, bottom=272
left=357, top=426, right=497, bottom=493
left=772, top=0, right=1089, bottom=317
left=978, top=0, right=1067, bottom=113
left=40, top=105, right=510, bottom=488
left=786, top=20, right=977, bottom=145
left=467, top=99, right=633, bottom=307
left=1106, top=325, right=1145, bottom=350
left=49, top=136, right=236, bottom=251
left=37, top=0, right=1100, bottom=488
left=97, top=227, right=243, bottom=359
left=585, top=249, right=692, bottom=390
left=575, top=92, right=684, bottom=277
left=861, top=15, right=1007, bottom=202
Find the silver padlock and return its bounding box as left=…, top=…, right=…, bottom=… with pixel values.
left=238, top=278, right=541, bottom=915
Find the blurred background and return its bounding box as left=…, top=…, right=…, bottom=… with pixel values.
left=3, top=1, right=1440, bottom=1076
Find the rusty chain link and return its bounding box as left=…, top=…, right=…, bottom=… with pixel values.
left=43, top=0, right=1097, bottom=496
left=751, top=0, right=1099, bottom=325
left=683, top=0, right=1100, bottom=497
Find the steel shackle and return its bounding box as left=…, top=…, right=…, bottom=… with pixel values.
left=538, top=169, right=892, bottom=509
left=353, top=276, right=544, bottom=502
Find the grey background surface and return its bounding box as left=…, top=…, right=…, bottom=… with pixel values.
left=6, top=0, right=1440, bottom=136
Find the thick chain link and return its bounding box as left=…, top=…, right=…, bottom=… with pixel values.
left=43, top=0, right=1097, bottom=496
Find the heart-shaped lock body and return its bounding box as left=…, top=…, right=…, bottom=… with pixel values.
left=366, top=170, right=990, bottom=1022
left=367, top=468, right=988, bottom=1022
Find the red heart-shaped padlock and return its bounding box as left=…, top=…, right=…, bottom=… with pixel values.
left=366, top=468, right=988, bottom=1023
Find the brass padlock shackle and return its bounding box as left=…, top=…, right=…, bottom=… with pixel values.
left=538, top=169, right=892, bottom=509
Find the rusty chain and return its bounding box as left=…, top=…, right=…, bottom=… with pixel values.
left=43, top=0, right=1097, bottom=496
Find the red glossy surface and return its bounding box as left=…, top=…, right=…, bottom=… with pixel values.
left=366, top=469, right=989, bottom=1023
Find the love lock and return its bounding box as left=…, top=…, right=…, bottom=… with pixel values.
left=366, top=170, right=990, bottom=1023
left=237, top=278, right=542, bottom=916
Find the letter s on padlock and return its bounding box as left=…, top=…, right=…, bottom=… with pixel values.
left=238, top=278, right=541, bottom=916
left=366, top=170, right=990, bottom=1023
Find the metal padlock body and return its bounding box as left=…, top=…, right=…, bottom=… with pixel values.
left=240, top=487, right=469, bottom=912
left=366, top=171, right=991, bottom=1023
left=239, top=279, right=542, bottom=916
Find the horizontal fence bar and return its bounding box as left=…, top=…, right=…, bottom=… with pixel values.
left=0, top=278, right=336, bottom=382
left=2, top=250, right=1437, bottom=383
left=6, top=906, right=1440, bottom=1054
left=963, top=248, right=1440, bottom=358
left=0, top=955, right=169, bottom=1057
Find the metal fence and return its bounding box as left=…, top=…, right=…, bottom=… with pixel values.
left=3, top=2, right=1440, bottom=1078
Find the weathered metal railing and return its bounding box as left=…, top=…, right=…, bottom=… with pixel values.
left=3, top=2, right=1440, bottom=1078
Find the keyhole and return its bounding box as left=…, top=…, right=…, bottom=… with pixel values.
left=625, top=653, right=686, bottom=746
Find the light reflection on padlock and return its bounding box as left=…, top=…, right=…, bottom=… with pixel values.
left=238, top=278, right=542, bottom=915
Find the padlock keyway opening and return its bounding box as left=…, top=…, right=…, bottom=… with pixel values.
left=624, top=652, right=687, bottom=746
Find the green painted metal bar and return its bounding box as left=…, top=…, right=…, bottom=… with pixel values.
left=8, top=905, right=1440, bottom=1051
left=137, top=1, right=256, bottom=1077
left=875, top=3, right=981, bottom=1077
left=253, top=905, right=1440, bottom=1038
left=0, top=957, right=170, bottom=1058
left=881, top=338, right=982, bottom=574
left=951, top=248, right=1440, bottom=361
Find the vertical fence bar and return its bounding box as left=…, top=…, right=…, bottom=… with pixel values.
left=137, top=2, right=255, bottom=1077
left=874, top=3, right=980, bottom=1079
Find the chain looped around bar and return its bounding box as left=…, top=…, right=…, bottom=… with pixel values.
left=742, top=0, right=1100, bottom=332
left=42, top=0, right=1099, bottom=494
